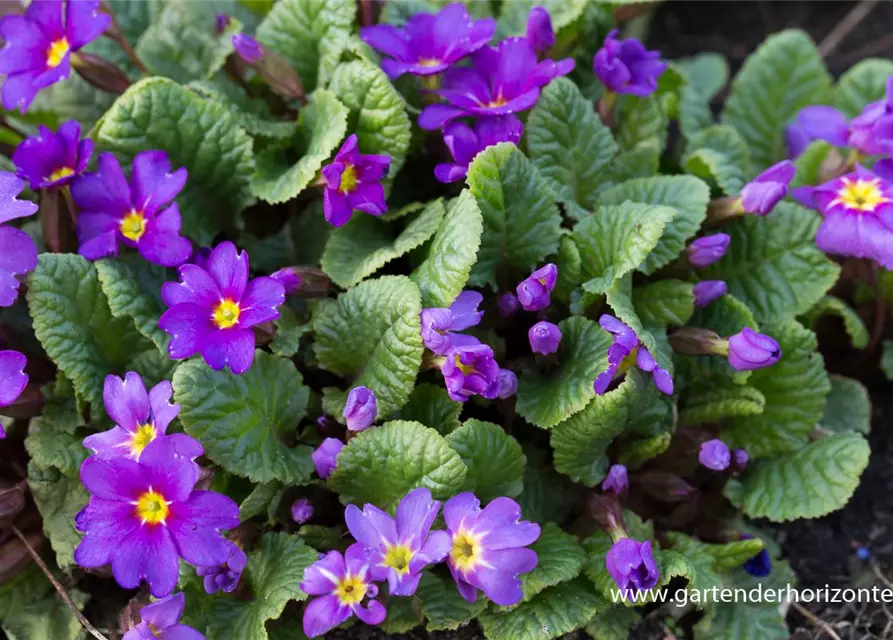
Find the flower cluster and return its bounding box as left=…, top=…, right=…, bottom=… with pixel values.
left=595, top=315, right=673, bottom=396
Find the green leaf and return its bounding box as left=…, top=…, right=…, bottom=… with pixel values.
left=721, top=29, right=832, bottom=171
left=24, top=406, right=87, bottom=479
left=632, top=280, right=695, bottom=327
left=188, top=79, right=297, bottom=140
left=329, top=59, right=412, bottom=178
left=255, top=0, right=356, bottom=92
left=322, top=199, right=445, bottom=288
left=615, top=94, right=668, bottom=153
left=574, top=202, right=676, bottom=294
left=95, top=257, right=170, bottom=351
left=466, top=142, right=562, bottom=288
left=517, top=448, right=576, bottom=525
left=676, top=52, right=729, bottom=100
left=412, top=190, right=484, bottom=308
left=791, top=140, right=834, bottom=189
left=313, top=276, right=423, bottom=416
left=1, top=589, right=88, bottom=640
left=93, top=77, right=255, bottom=244
left=240, top=481, right=284, bottom=522
left=682, top=124, right=750, bottom=195
left=527, top=77, right=617, bottom=208
left=329, top=421, right=467, bottom=508
left=0, top=565, right=52, bottom=622
left=665, top=532, right=765, bottom=573
left=27, top=463, right=88, bottom=569
left=173, top=351, right=314, bottom=484
left=704, top=202, right=840, bottom=324
left=597, top=175, right=711, bottom=275
left=270, top=306, right=309, bottom=358
left=585, top=606, right=641, bottom=640
left=801, top=295, right=869, bottom=349
left=822, top=375, right=870, bottom=434
left=209, top=532, right=318, bottom=640
left=519, top=523, right=586, bottom=602
left=416, top=572, right=487, bottom=631
left=29, top=73, right=114, bottom=130
left=679, top=85, right=714, bottom=140
left=603, top=147, right=660, bottom=186
left=250, top=89, right=349, bottom=204
left=834, top=58, right=893, bottom=118
left=679, top=384, right=766, bottom=427
left=380, top=594, right=423, bottom=634
left=446, top=420, right=525, bottom=500
left=516, top=316, right=612, bottom=429
left=725, top=433, right=869, bottom=521
left=395, top=383, right=463, bottom=435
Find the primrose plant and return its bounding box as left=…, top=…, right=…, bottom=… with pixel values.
left=0, top=1, right=882, bottom=639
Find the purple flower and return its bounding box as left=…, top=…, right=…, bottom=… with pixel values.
left=733, top=448, right=749, bottom=468
left=83, top=372, right=185, bottom=461
left=848, top=77, right=893, bottom=155
left=743, top=546, right=772, bottom=578
left=159, top=242, right=285, bottom=374
left=344, top=386, right=377, bottom=432
left=593, top=29, right=666, bottom=97
left=122, top=592, right=204, bottom=640
left=605, top=538, right=659, bottom=596
left=418, top=37, right=574, bottom=130
left=440, top=340, right=501, bottom=402
left=443, top=493, right=539, bottom=606
left=232, top=32, right=263, bottom=63
left=699, top=439, right=731, bottom=471
left=602, top=464, right=628, bottom=496
left=740, top=160, right=795, bottom=215
left=215, top=14, right=231, bottom=34
left=0, top=0, right=111, bottom=112
left=72, top=151, right=192, bottom=267
left=727, top=328, right=781, bottom=371
left=693, top=280, right=727, bottom=308
left=526, top=6, right=555, bottom=53
left=420, top=290, right=484, bottom=355
left=0, top=350, right=27, bottom=438
left=435, top=115, right=523, bottom=183
left=786, top=105, right=850, bottom=158
left=687, top=233, right=730, bottom=268
left=322, top=135, right=390, bottom=227
left=300, top=543, right=386, bottom=638
left=291, top=498, right=314, bottom=525
left=0, top=173, right=38, bottom=308
left=497, top=292, right=520, bottom=318
left=516, top=263, right=558, bottom=311
left=529, top=321, right=561, bottom=355
left=12, top=120, right=92, bottom=190
left=271, top=267, right=302, bottom=294
left=346, top=488, right=450, bottom=596
left=312, top=438, right=344, bottom=479
left=594, top=315, right=673, bottom=396
left=195, top=540, right=246, bottom=595
left=75, top=437, right=239, bottom=598
left=0, top=172, right=39, bottom=224
left=360, top=3, right=495, bottom=79
left=497, top=368, right=518, bottom=399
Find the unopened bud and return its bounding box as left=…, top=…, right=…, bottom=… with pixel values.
left=71, top=52, right=131, bottom=95
left=0, top=485, right=26, bottom=527
left=669, top=328, right=727, bottom=356
left=231, top=33, right=305, bottom=103
left=0, top=532, right=43, bottom=583
left=636, top=471, right=697, bottom=503
left=275, top=266, right=331, bottom=297
left=588, top=493, right=624, bottom=537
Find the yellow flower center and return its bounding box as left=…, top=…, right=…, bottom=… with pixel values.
left=485, top=92, right=508, bottom=108
left=449, top=529, right=482, bottom=572
left=134, top=489, right=170, bottom=526
left=617, top=346, right=639, bottom=376
left=339, top=164, right=358, bottom=194
left=335, top=574, right=367, bottom=606
left=418, top=57, right=441, bottom=67
left=48, top=166, right=74, bottom=183
left=212, top=298, right=241, bottom=329
left=120, top=210, right=148, bottom=242
left=382, top=544, right=414, bottom=575
left=129, top=423, right=157, bottom=457
left=46, top=37, right=70, bottom=68
left=454, top=354, right=475, bottom=376
left=831, top=177, right=890, bottom=212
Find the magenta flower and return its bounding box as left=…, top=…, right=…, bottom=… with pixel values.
left=0, top=0, right=110, bottom=112
left=312, top=438, right=344, bottom=479
left=0, top=350, right=28, bottom=438
left=595, top=315, right=673, bottom=396
left=529, top=320, right=561, bottom=355
left=727, top=328, right=781, bottom=371
left=605, top=538, right=658, bottom=596
left=602, top=464, right=628, bottom=496
left=441, top=340, right=501, bottom=402
left=322, top=135, right=390, bottom=227
left=848, top=77, right=893, bottom=155
left=344, top=386, right=377, bottom=432
left=435, top=115, right=523, bottom=183
left=699, top=439, right=731, bottom=471
left=526, top=6, right=555, bottom=54
left=421, top=290, right=484, bottom=355
left=291, top=498, right=314, bottom=524
left=516, top=263, right=558, bottom=311
left=346, top=488, right=450, bottom=596
left=159, top=242, right=285, bottom=374
left=0, top=173, right=38, bottom=308
left=687, top=233, right=730, bottom=268
left=232, top=32, right=263, bottom=63
left=75, top=437, right=239, bottom=598
left=271, top=266, right=302, bottom=294
left=122, top=592, right=204, bottom=640
left=740, top=160, right=796, bottom=215
left=593, top=29, right=666, bottom=97
left=444, top=493, right=539, bottom=606
left=497, top=292, right=520, bottom=318
left=195, top=540, right=246, bottom=595
left=497, top=368, right=518, bottom=399
left=786, top=105, right=850, bottom=157
left=12, top=120, right=92, bottom=190
left=300, top=543, right=386, bottom=638
left=418, top=37, right=574, bottom=130
left=693, top=280, right=727, bottom=308
left=71, top=151, right=192, bottom=267
left=361, top=3, right=495, bottom=79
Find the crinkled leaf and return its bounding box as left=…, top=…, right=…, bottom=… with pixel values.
left=676, top=52, right=729, bottom=100
left=1, top=588, right=88, bottom=640
left=680, top=384, right=766, bottom=427
left=240, top=481, right=285, bottom=522
left=380, top=595, right=423, bottom=634
left=24, top=399, right=87, bottom=478
left=615, top=94, right=668, bottom=153
left=585, top=606, right=641, bottom=640
left=395, top=383, right=463, bottom=435
left=95, top=257, right=170, bottom=351
left=679, top=85, right=714, bottom=140
left=446, top=419, right=526, bottom=500
left=665, top=532, right=765, bottom=574
left=801, top=295, right=869, bottom=349
left=517, top=448, right=576, bottom=525
left=270, top=306, right=309, bottom=358
left=790, top=140, right=834, bottom=189
left=518, top=523, right=586, bottom=602
left=632, top=280, right=695, bottom=327
left=834, top=58, right=893, bottom=118
left=603, top=147, right=660, bottom=186
left=188, top=79, right=296, bottom=140
left=416, top=572, right=487, bottom=632
left=553, top=234, right=583, bottom=301
left=823, top=375, right=870, bottom=434
left=682, top=124, right=750, bottom=195
left=27, top=463, right=88, bottom=569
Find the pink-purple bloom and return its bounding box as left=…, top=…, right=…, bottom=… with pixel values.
left=0, top=0, right=111, bottom=112
left=0, top=173, right=38, bottom=308
left=435, top=115, right=523, bottom=183
left=693, top=280, right=727, bottom=308
left=344, top=386, right=377, bottom=432
left=727, top=328, right=781, bottom=371
left=595, top=315, right=673, bottom=396
left=195, top=540, right=246, bottom=595
left=497, top=292, right=520, bottom=318
left=271, top=266, right=302, bottom=294
left=122, top=592, right=204, bottom=640
left=602, top=464, right=628, bottom=496
left=312, top=438, right=344, bottom=479
left=687, top=233, right=730, bottom=268
left=848, top=77, right=893, bottom=155
left=292, top=498, right=314, bottom=525
left=0, top=350, right=28, bottom=438
left=71, top=151, right=192, bottom=267
left=159, top=241, right=285, bottom=374
left=322, top=135, right=390, bottom=228
left=529, top=320, right=561, bottom=355
left=345, top=488, right=450, bottom=596
left=786, top=105, right=850, bottom=158
left=440, top=340, right=501, bottom=402
left=232, top=32, right=263, bottom=63
left=420, top=290, right=484, bottom=355
left=740, top=160, right=795, bottom=215
left=13, top=120, right=92, bottom=190
left=497, top=368, right=518, bottom=399
left=75, top=436, right=239, bottom=598
left=516, top=263, right=558, bottom=311
left=360, top=3, right=495, bottom=79
left=300, top=543, right=386, bottom=638
left=593, top=29, right=666, bottom=97
left=605, top=538, right=659, bottom=596
left=418, top=37, right=574, bottom=130
left=699, top=439, right=731, bottom=471
left=526, top=6, right=555, bottom=54
left=443, top=493, right=539, bottom=606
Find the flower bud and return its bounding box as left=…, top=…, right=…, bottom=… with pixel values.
left=273, top=266, right=331, bottom=297
left=636, top=471, right=696, bottom=502
left=70, top=52, right=131, bottom=95
left=291, top=498, right=314, bottom=525
left=693, top=280, right=727, bottom=308
left=699, top=439, right=731, bottom=471
left=497, top=292, right=520, bottom=318
left=343, top=386, right=377, bottom=432
left=516, top=263, right=558, bottom=311
left=606, top=538, right=659, bottom=596
left=231, top=33, right=305, bottom=102
left=740, top=160, right=795, bottom=215
left=270, top=267, right=302, bottom=295
left=588, top=493, right=623, bottom=534
left=733, top=448, right=749, bottom=471
left=727, top=328, right=781, bottom=371
left=0, top=484, right=25, bottom=527
left=601, top=464, right=627, bottom=496
left=526, top=6, right=555, bottom=53
left=232, top=32, right=263, bottom=63
left=529, top=320, right=561, bottom=355
left=312, top=438, right=344, bottom=479
left=668, top=327, right=726, bottom=356
left=497, top=368, right=518, bottom=399
left=687, top=233, right=730, bottom=268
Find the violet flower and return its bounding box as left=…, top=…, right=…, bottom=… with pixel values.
left=0, top=173, right=38, bottom=308
left=344, top=386, right=377, bottom=432
left=516, top=263, right=558, bottom=311
left=529, top=321, right=561, bottom=355
left=292, top=498, right=314, bottom=525
left=195, top=540, right=246, bottom=595
left=232, top=33, right=263, bottom=63
left=786, top=105, right=850, bottom=158
left=733, top=448, right=749, bottom=468
left=605, top=538, right=659, bottom=596
left=122, top=592, right=204, bottom=640
left=526, top=6, right=555, bottom=53
left=593, top=29, right=666, bottom=97
left=687, top=233, right=730, bottom=268
left=312, top=438, right=344, bottom=479
left=75, top=437, right=239, bottom=598
left=300, top=543, right=386, bottom=638
left=0, top=350, right=27, bottom=438
left=594, top=315, right=673, bottom=396
left=742, top=538, right=772, bottom=578
left=699, top=439, right=731, bottom=471
left=360, top=3, right=495, bottom=79
left=497, top=292, right=520, bottom=318
left=693, top=281, right=727, bottom=308
left=418, top=37, right=574, bottom=130
left=420, top=290, right=484, bottom=355
left=271, top=267, right=302, bottom=294
left=440, top=340, right=501, bottom=402
left=848, top=76, right=893, bottom=155
left=497, top=368, right=518, bottom=399
left=740, top=160, right=796, bottom=215
left=444, top=493, right=539, bottom=606
left=346, top=488, right=450, bottom=596
left=72, top=151, right=192, bottom=267
left=435, top=115, right=523, bottom=183
left=322, top=135, right=390, bottom=227
left=0, top=0, right=111, bottom=112
left=12, top=120, right=92, bottom=190
left=727, top=328, right=781, bottom=371
left=159, top=241, right=285, bottom=374
left=602, top=464, right=628, bottom=496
